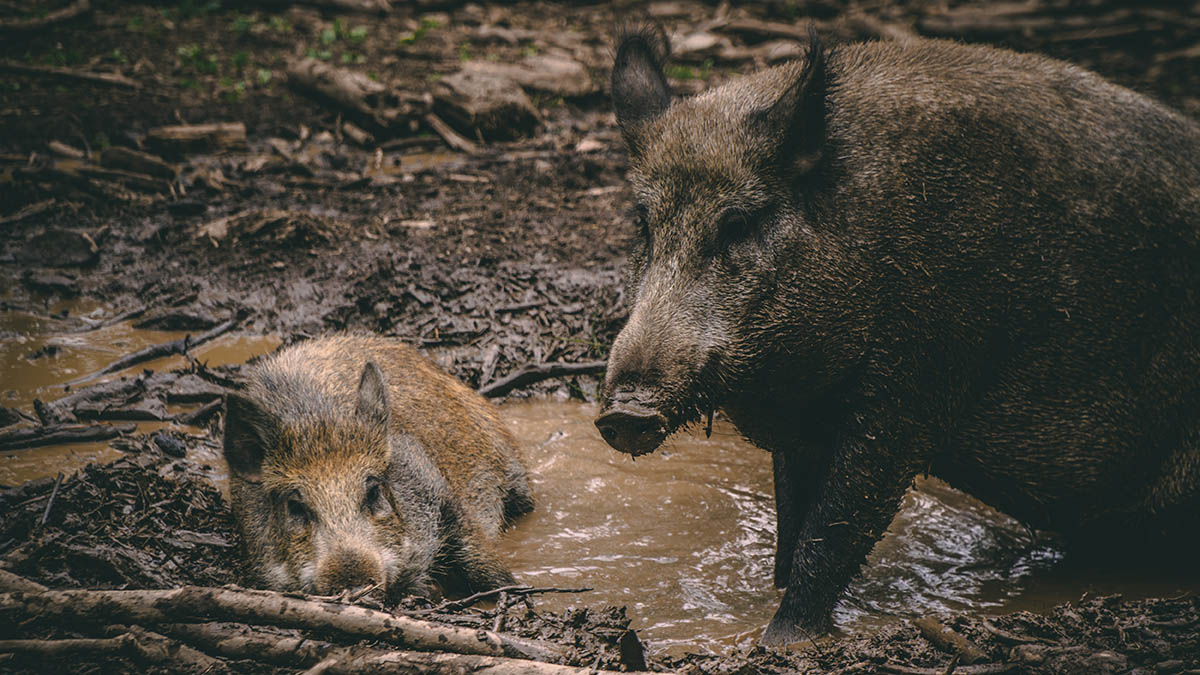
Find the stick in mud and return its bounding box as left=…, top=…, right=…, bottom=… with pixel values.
left=66, top=313, right=244, bottom=386
left=478, top=360, right=607, bottom=398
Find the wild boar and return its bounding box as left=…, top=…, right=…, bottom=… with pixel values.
left=595, top=27, right=1200, bottom=645
left=224, top=335, right=532, bottom=600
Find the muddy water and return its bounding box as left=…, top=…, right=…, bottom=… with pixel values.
left=3, top=315, right=1197, bottom=652
left=0, top=302, right=280, bottom=486
left=498, top=401, right=1200, bottom=653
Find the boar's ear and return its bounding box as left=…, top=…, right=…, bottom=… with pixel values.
left=753, top=31, right=827, bottom=176
left=612, top=23, right=671, bottom=154
left=356, top=361, right=390, bottom=430
left=224, top=393, right=280, bottom=483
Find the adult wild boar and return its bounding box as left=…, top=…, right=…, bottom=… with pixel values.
left=595, top=28, right=1200, bottom=645
left=224, top=335, right=532, bottom=600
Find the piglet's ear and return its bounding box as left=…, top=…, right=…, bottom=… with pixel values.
left=612, top=23, right=671, bottom=153
left=356, top=361, right=391, bottom=431
left=752, top=31, right=827, bottom=176
left=223, top=393, right=280, bottom=483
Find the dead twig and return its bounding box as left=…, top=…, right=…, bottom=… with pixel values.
left=0, top=199, right=57, bottom=225
left=0, top=0, right=90, bottom=31
left=423, top=112, right=478, bottom=154
left=67, top=314, right=243, bottom=386
left=36, top=472, right=64, bottom=530
left=417, top=584, right=593, bottom=614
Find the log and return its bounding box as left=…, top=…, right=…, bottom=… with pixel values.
left=0, top=60, right=137, bottom=89
left=479, top=361, right=607, bottom=398
left=0, top=628, right=225, bottom=671
left=67, top=314, right=242, bottom=386
left=1, top=585, right=564, bottom=663
left=315, top=649, right=633, bottom=674
left=146, top=123, right=246, bottom=155
left=174, top=399, right=222, bottom=427
left=0, top=422, right=136, bottom=451
left=0, top=0, right=90, bottom=31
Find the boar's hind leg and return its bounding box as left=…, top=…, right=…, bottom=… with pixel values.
left=763, top=437, right=918, bottom=645
left=772, top=449, right=825, bottom=588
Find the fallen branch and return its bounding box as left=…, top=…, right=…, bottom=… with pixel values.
left=0, top=60, right=137, bottom=89
left=67, top=314, right=243, bottom=386
left=0, top=0, right=90, bottom=31
left=0, top=627, right=224, bottom=671
left=0, top=422, right=136, bottom=451
left=1, top=585, right=564, bottom=663
left=160, top=622, right=631, bottom=674
left=479, top=360, right=607, bottom=398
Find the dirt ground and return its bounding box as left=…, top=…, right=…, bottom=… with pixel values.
left=1, top=0, right=1198, bottom=672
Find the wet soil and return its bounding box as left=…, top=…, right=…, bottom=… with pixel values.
left=1, top=0, right=1199, bottom=672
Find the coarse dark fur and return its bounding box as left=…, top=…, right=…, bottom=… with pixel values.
left=597, top=26, right=1200, bottom=646
left=224, top=335, right=533, bottom=601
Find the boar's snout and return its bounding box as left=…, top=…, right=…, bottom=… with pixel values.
left=315, top=547, right=384, bottom=595
left=595, top=400, right=669, bottom=456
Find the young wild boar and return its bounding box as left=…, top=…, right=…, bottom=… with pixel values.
left=224, top=335, right=532, bottom=600
left=595, top=28, right=1200, bottom=645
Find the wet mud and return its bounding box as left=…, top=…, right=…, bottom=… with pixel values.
left=2, top=0, right=1199, bottom=672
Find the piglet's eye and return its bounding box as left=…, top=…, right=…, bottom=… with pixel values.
left=364, top=477, right=387, bottom=514
left=286, top=492, right=310, bottom=524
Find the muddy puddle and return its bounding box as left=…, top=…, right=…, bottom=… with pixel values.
left=3, top=315, right=1197, bottom=655
left=496, top=400, right=1200, bottom=653
left=0, top=301, right=280, bottom=486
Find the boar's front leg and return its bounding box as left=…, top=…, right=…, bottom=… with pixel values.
left=771, top=448, right=827, bottom=588
left=763, top=434, right=919, bottom=645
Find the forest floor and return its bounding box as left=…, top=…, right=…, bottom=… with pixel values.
left=1, top=0, right=1198, bottom=672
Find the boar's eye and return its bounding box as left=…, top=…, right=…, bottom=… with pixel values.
left=716, top=207, right=757, bottom=246
left=285, top=491, right=311, bottom=525
left=364, top=476, right=388, bottom=515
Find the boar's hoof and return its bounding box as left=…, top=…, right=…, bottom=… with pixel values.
left=761, top=604, right=830, bottom=648
left=595, top=404, right=669, bottom=456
